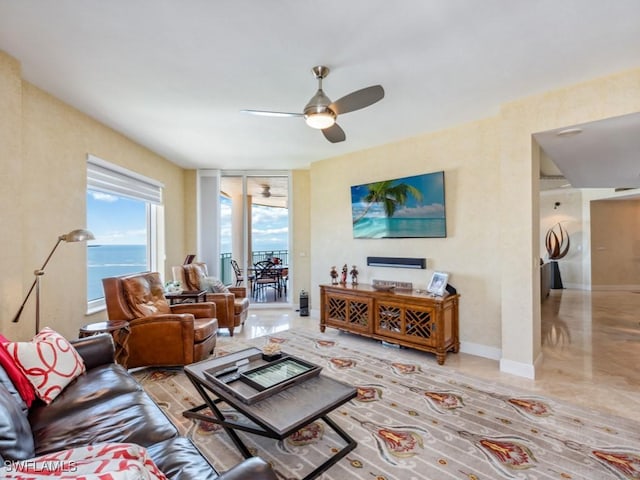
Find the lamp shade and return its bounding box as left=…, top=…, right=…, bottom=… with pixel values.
left=60, top=229, right=95, bottom=242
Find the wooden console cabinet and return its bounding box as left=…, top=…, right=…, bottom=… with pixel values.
left=320, top=284, right=460, bottom=365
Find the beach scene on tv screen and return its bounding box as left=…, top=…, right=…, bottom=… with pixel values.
left=351, top=171, right=446, bottom=239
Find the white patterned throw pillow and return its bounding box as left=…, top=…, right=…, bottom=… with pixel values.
left=5, top=327, right=86, bottom=404
left=1, top=442, right=167, bottom=479
left=201, top=276, right=231, bottom=294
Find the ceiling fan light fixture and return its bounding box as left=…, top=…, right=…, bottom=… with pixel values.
left=305, top=111, right=336, bottom=129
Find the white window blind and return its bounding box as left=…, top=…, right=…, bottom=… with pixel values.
left=87, top=154, right=163, bottom=204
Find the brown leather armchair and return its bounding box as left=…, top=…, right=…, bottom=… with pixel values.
left=172, top=263, right=249, bottom=336
left=102, top=271, right=218, bottom=368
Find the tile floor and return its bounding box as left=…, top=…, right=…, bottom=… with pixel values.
left=226, top=289, right=640, bottom=420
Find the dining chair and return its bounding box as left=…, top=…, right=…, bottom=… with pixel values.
left=279, top=267, right=289, bottom=298
left=230, top=259, right=254, bottom=287
left=252, top=260, right=280, bottom=300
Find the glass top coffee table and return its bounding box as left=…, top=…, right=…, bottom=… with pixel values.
left=183, top=347, right=357, bottom=480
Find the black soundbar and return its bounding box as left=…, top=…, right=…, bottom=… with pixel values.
left=366, top=256, right=426, bottom=269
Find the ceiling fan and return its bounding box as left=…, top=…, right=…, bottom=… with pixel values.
left=241, top=66, right=384, bottom=143
left=260, top=185, right=286, bottom=198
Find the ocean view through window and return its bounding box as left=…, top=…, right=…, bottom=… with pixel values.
left=86, top=190, right=150, bottom=302
left=88, top=243, right=148, bottom=301
left=86, top=156, right=162, bottom=307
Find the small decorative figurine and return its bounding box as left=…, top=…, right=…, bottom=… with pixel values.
left=340, top=264, right=348, bottom=284
left=350, top=265, right=359, bottom=285
left=330, top=266, right=339, bottom=285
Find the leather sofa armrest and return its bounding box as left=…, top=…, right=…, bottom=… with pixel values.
left=217, top=457, right=278, bottom=480
left=127, top=314, right=196, bottom=367
left=170, top=302, right=216, bottom=319
left=202, top=293, right=234, bottom=327
left=204, top=292, right=234, bottom=303
left=130, top=313, right=194, bottom=326
left=71, top=334, right=116, bottom=369
left=228, top=287, right=247, bottom=299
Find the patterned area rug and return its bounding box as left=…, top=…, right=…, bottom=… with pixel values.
left=133, top=329, right=640, bottom=479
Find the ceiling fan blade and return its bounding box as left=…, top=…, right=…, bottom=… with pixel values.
left=330, top=85, right=384, bottom=115
left=322, top=123, right=346, bottom=143
left=241, top=109, right=303, bottom=118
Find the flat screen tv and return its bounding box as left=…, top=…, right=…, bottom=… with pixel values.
left=351, top=171, right=446, bottom=239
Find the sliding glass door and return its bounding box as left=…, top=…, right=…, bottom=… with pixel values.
left=220, top=172, right=290, bottom=304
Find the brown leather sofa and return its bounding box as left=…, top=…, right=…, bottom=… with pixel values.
left=102, top=271, right=218, bottom=368
left=0, top=334, right=277, bottom=480
left=172, top=263, right=249, bottom=336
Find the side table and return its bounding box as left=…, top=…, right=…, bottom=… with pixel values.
left=165, top=290, right=207, bottom=305
left=79, top=320, right=130, bottom=367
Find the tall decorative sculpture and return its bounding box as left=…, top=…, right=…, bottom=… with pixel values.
left=545, top=222, right=570, bottom=260
left=545, top=223, right=570, bottom=289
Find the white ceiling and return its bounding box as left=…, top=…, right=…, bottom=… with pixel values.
left=535, top=112, right=640, bottom=189
left=1, top=1, right=639, bottom=177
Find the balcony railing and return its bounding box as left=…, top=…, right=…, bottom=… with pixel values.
left=220, top=250, right=289, bottom=286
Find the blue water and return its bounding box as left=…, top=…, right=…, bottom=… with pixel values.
left=88, top=244, right=148, bottom=301
left=353, top=218, right=446, bottom=239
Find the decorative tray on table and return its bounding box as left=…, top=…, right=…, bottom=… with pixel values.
left=203, top=347, right=322, bottom=404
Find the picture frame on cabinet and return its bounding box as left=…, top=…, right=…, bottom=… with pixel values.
left=427, top=271, right=449, bottom=296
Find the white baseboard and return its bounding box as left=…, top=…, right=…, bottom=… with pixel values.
left=459, top=341, right=501, bottom=361
left=457, top=342, right=545, bottom=380
left=499, top=351, right=543, bottom=379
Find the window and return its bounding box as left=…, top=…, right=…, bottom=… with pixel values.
left=86, top=155, right=163, bottom=312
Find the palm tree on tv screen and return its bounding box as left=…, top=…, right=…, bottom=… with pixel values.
left=352, top=180, right=423, bottom=225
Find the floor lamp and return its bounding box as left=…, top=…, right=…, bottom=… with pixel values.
left=12, top=228, right=95, bottom=335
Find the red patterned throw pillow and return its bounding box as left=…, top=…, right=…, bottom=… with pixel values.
left=4, top=328, right=86, bottom=404
left=0, top=334, right=36, bottom=407
left=1, top=442, right=167, bottom=479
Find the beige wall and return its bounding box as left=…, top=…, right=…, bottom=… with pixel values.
left=310, top=67, right=640, bottom=376
left=1, top=51, right=188, bottom=341
left=0, top=52, right=23, bottom=339
left=310, top=117, right=503, bottom=355
left=591, top=198, right=640, bottom=288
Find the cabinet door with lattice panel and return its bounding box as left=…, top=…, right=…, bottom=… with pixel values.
left=375, top=301, right=437, bottom=347
left=325, top=293, right=372, bottom=333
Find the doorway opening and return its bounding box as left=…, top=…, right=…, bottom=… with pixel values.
left=220, top=173, right=290, bottom=305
